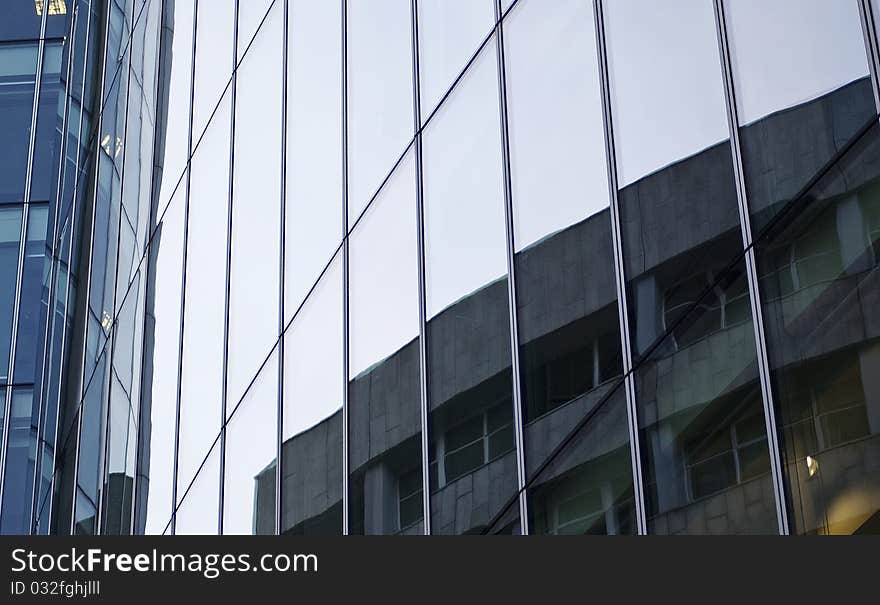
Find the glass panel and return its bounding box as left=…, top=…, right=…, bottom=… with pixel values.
left=285, top=0, right=342, bottom=318
left=155, top=0, right=194, bottom=220
left=422, top=39, right=517, bottom=534
left=0, top=1, right=46, bottom=41
left=13, top=206, right=49, bottom=386
left=502, top=0, right=632, bottom=534
left=348, top=150, right=422, bottom=535
left=347, top=0, right=413, bottom=223
left=417, top=0, right=494, bottom=122
left=29, top=42, right=64, bottom=204
left=0, top=207, right=23, bottom=384
left=0, top=388, right=37, bottom=533
left=228, top=3, right=281, bottom=413
left=174, top=441, right=220, bottom=535
left=192, top=0, right=234, bottom=137
left=281, top=255, right=343, bottom=534
left=223, top=351, right=277, bottom=535
left=756, top=120, right=880, bottom=535
left=73, top=352, right=109, bottom=535
left=604, top=0, right=777, bottom=534
left=177, top=91, right=230, bottom=495
left=236, top=0, right=273, bottom=61
left=526, top=387, right=635, bottom=535
left=0, top=43, right=38, bottom=203
left=141, top=180, right=187, bottom=535
left=725, top=0, right=874, bottom=233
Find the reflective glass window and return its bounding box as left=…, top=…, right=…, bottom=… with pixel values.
left=502, top=0, right=633, bottom=534
left=228, top=3, right=282, bottom=412
left=281, top=256, right=344, bottom=534
left=0, top=43, right=38, bottom=203
left=0, top=207, right=23, bottom=385
left=756, top=120, right=880, bottom=535
left=423, top=39, right=518, bottom=534
left=141, top=181, right=187, bottom=534
left=154, top=0, right=194, bottom=219
left=604, top=0, right=777, bottom=534
left=417, top=0, right=494, bottom=122
left=192, top=0, right=234, bottom=136
left=285, top=0, right=342, bottom=318
left=223, top=352, right=277, bottom=535
left=177, top=92, right=231, bottom=497
left=348, top=150, right=422, bottom=535
left=725, top=0, right=874, bottom=233
left=174, top=442, right=220, bottom=535
left=347, top=0, right=413, bottom=223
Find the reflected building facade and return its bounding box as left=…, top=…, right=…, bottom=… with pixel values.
left=4, top=0, right=880, bottom=536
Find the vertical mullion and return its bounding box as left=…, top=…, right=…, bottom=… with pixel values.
left=858, top=0, right=880, bottom=113
left=0, top=0, right=51, bottom=520
left=409, top=0, right=431, bottom=536
left=169, top=0, right=199, bottom=535
left=341, top=0, right=350, bottom=537
left=593, top=0, right=648, bottom=536
left=712, top=0, right=790, bottom=535
left=217, top=0, right=240, bottom=537
left=493, top=0, right=528, bottom=535
left=276, top=0, right=289, bottom=537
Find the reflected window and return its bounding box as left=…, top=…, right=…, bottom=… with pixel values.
left=759, top=208, right=843, bottom=300
left=435, top=400, right=514, bottom=487
left=685, top=411, right=769, bottom=501
left=397, top=467, right=422, bottom=531
left=781, top=358, right=870, bottom=461
left=663, top=270, right=750, bottom=349
left=0, top=43, right=38, bottom=203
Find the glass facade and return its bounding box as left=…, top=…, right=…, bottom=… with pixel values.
left=3, top=0, right=880, bottom=536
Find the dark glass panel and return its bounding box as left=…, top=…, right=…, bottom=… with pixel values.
left=0, top=43, right=38, bottom=203
left=756, top=119, right=880, bottom=534
left=604, top=0, right=777, bottom=534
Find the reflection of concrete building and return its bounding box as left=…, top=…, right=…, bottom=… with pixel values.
left=254, top=74, right=880, bottom=535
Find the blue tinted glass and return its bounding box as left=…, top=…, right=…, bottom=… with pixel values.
left=0, top=388, right=37, bottom=534
left=0, top=1, right=44, bottom=41
left=0, top=207, right=24, bottom=384
left=30, top=42, right=64, bottom=203
left=11, top=204, right=49, bottom=385
left=0, top=43, right=39, bottom=203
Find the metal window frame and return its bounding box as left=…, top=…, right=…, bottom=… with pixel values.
left=275, top=0, right=289, bottom=539
left=712, top=0, right=791, bottom=535
left=341, top=0, right=350, bottom=537
left=593, top=0, right=649, bottom=536
left=493, top=0, right=529, bottom=536
left=410, top=0, right=433, bottom=537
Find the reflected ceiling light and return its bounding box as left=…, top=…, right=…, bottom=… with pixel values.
left=806, top=455, right=819, bottom=478
left=35, top=0, right=67, bottom=15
